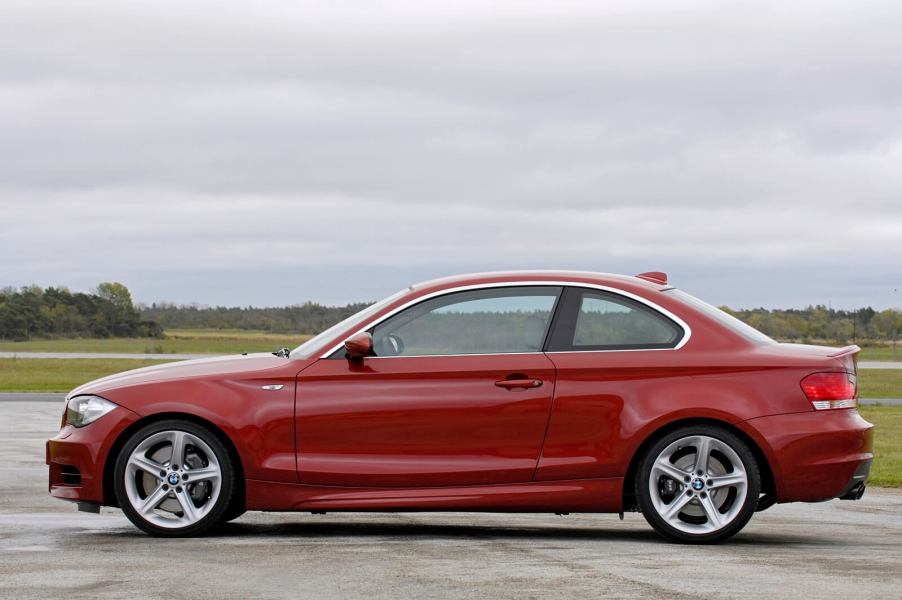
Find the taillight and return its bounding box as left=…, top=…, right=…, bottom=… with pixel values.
left=800, top=372, right=857, bottom=410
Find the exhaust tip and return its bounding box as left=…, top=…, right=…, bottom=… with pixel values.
left=839, top=482, right=866, bottom=501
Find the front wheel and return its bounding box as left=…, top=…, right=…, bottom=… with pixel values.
left=636, top=425, right=761, bottom=544
left=114, top=420, right=234, bottom=537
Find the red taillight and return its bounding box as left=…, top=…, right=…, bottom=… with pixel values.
left=800, top=372, right=857, bottom=410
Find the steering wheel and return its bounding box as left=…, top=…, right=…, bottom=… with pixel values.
left=375, top=333, right=405, bottom=356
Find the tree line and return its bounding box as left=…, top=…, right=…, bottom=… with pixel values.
left=1, top=283, right=900, bottom=343
left=721, top=305, right=900, bottom=344
left=0, top=283, right=162, bottom=341
left=139, top=301, right=372, bottom=335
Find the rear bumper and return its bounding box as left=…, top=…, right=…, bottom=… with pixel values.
left=739, top=409, right=874, bottom=503
left=836, top=459, right=871, bottom=500
left=46, top=406, right=140, bottom=504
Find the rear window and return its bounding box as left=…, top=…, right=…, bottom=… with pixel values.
left=665, top=289, right=775, bottom=345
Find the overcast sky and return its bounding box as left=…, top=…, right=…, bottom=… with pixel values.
left=2, top=0, right=900, bottom=309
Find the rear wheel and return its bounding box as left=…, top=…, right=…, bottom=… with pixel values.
left=636, top=425, right=760, bottom=543
left=114, top=420, right=234, bottom=537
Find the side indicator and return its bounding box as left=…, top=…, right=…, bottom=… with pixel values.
left=261, top=384, right=284, bottom=391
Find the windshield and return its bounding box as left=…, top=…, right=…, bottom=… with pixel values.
left=289, top=288, right=410, bottom=359
left=665, top=289, right=775, bottom=345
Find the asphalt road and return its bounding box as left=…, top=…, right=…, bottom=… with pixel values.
left=3, top=403, right=902, bottom=598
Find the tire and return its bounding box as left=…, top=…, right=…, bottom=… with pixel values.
left=223, top=505, right=247, bottom=523
left=636, top=424, right=761, bottom=544
left=114, top=419, right=235, bottom=537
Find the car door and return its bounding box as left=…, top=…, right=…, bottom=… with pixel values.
left=295, top=285, right=561, bottom=487
left=535, top=286, right=688, bottom=481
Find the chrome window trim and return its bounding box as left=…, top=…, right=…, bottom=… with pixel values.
left=319, top=281, right=692, bottom=359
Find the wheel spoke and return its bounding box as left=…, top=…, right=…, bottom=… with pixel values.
left=653, top=458, right=689, bottom=483
left=129, top=455, right=166, bottom=479
left=185, top=465, right=220, bottom=484
left=175, top=489, right=199, bottom=522
left=169, top=431, right=187, bottom=467
left=707, top=472, right=746, bottom=490
left=699, top=494, right=724, bottom=529
left=661, top=493, right=693, bottom=520
left=694, top=437, right=712, bottom=475
left=138, top=484, right=169, bottom=515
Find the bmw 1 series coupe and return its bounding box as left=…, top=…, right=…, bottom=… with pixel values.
left=47, top=271, right=873, bottom=543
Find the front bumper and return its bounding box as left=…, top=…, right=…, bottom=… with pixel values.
left=740, top=409, right=874, bottom=503
left=46, top=406, right=140, bottom=505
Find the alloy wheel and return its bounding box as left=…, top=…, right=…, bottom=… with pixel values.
left=647, top=434, right=749, bottom=535
left=123, top=429, right=223, bottom=529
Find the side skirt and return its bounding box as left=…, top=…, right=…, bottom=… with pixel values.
left=245, top=477, right=623, bottom=513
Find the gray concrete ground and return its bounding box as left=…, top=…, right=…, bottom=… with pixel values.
left=860, top=361, right=902, bottom=369
left=1, top=401, right=901, bottom=599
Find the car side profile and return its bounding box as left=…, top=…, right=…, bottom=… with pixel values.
left=47, top=271, right=874, bottom=543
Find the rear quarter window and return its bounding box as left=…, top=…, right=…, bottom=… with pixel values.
left=547, top=288, right=683, bottom=351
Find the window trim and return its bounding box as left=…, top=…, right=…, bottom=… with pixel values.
left=544, top=287, right=685, bottom=352
left=319, top=281, right=691, bottom=359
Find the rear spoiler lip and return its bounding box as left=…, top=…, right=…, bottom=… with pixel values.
left=827, top=345, right=861, bottom=358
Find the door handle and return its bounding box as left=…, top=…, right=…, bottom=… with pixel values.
left=494, top=378, right=543, bottom=390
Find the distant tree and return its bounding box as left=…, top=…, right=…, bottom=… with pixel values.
left=0, top=283, right=161, bottom=341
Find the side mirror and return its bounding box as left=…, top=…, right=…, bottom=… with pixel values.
left=344, top=332, right=373, bottom=359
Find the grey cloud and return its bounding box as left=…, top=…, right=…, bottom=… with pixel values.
left=1, top=0, right=901, bottom=308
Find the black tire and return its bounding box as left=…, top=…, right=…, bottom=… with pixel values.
left=222, top=504, right=247, bottom=523
left=114, top=419, right=235, bottom=537
left=636, top=424, right=761, bottom=544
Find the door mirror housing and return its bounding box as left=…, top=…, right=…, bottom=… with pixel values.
left=344, top=332, right=373, bottom=359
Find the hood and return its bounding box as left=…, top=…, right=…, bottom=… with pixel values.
left=68, top=353, right=291, bottom=397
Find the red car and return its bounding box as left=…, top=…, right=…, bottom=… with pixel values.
left=47, top=271, right=873, bottom=543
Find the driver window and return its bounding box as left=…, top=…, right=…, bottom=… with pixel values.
left=370, top=286, right=561, bottom=357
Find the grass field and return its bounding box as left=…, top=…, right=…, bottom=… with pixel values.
left=857, top=369, right=902, bottom=398
left=0, top=330, right=312, bottom=355
left=858, top=346, right=902, bottom=362
left=0, top=358, right=172, bottom=392
left=859, top=405, right=902, bottom=487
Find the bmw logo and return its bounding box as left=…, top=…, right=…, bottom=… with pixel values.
left=168, top=472, right=180, bottom=485
left=691, top=478, right=705, bottom=491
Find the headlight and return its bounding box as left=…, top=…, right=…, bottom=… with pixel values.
left=65, top=395, right=118, bottom=428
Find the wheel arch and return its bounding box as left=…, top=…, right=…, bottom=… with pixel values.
left=102, top=412, right=246, bottom=514
left=621, top=417, right=776, bottom=512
